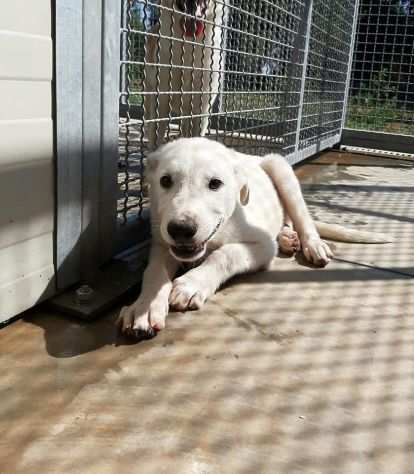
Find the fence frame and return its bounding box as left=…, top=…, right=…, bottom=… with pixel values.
left=342, top=129, right=414, bottom=154
left=54, top=0, right=362, bottom=316
left=55, top=0, right=121, bottom=291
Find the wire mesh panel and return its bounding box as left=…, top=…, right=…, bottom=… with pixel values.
left=212, top=1, right=307, bottom=156
left=346, top=0, right=414, bottom=135
left=297, top=0, right=357, bottom=156
left=118, top=0, right=357, bottom=245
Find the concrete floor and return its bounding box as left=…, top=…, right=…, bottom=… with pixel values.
left=1, top=151, right=414, bottom=474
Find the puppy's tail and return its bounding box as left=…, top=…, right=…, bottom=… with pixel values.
left=315, top=221, right=393, bottom=244
left=259, top=155, right=392, bottom=245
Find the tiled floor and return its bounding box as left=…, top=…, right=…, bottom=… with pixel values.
left=1, top=151, right=414, bottom=474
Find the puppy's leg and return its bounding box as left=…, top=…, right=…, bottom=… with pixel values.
left=262, top=157, right=333, bottom=266
left=180, top=93, right=193, bottom=137
left=181, top=119, right=191, bottom=138
left=146, top=94, right=169, bottom=150
left=155, top=118, right=168, bottom=148
left=117, top=245, right=178, bottom=338
left=145, top=100, right=158, bottom=151
left=143, top=36, right=158, bottom=150
left=198, top=69, right=218, bottom=137
left=169, top=239, right=275, bottom=311
left=184, top=95, right=210, bottom=137
left=199, top=90, right=215, bottom=136
left=199, top=65, right=219, bottom=136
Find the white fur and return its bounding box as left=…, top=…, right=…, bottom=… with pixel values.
left=144, top=0, right=225, bottom=149
left=117, top=138, right=335, bottom=337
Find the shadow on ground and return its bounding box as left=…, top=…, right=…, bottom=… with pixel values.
left=1, top=151, right=414, bottom=473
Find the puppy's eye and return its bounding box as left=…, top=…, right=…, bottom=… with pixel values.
left=160, top=175, right=173, bottom=189
left=208, top=178, right=223, bottom=191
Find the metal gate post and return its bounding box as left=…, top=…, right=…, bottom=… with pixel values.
left=53, top=0, right=143, bottom=318
left=294, top=0, right=313, bottom=159
left=281, top=0, right=312, bottom=162
left=55, top=0, right=83, bottom=290
left=81, top=0, right=103, bottom=282
left=100, top=0, right=123, bottom=264
left=57, top=0, right=121, bottom=285
left=340, top=0, right=360, bottom=134
left=56, top=0, right=111, bottom=288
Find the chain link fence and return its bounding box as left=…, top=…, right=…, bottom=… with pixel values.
left=346, top=0, right=414, bottom=135
left=118, top=0, right=358, bottom=244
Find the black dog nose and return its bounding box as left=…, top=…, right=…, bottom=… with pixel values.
left=167, top=219, right=197, bottom=240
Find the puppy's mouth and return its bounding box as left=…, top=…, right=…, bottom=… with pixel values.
left=180, top=17, right=204, bottom=38
left=169, top=219, right=222, bottom=262
left=170, top=242, right=206, bottom=262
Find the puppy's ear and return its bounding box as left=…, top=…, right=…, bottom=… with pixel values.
left=234, top=164, right=250, bottom=206
left=239, top=182, right=250, bottom=206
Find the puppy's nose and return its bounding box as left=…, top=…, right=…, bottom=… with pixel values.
left=167, top=219, right=197, bottom=240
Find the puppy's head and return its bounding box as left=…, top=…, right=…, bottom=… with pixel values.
left=146, top=138, right=249, bottom=263
left=175, top=0, right=209, bottom=38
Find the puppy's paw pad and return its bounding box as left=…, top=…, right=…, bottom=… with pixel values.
left=278, top=227, right=301, bottom=255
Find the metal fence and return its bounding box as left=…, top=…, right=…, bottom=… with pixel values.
left=117, top=0, right=358, bottom=242
left=343, top=0, right=414, bottom=152
left=54, top=0, right=359, bottom=314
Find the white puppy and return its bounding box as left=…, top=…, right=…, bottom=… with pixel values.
left=144, top=0, right=225, bottom=149
left=117, top=138, right=390, bottom=339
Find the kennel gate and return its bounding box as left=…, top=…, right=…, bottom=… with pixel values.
left=117, top=0, right=359, bottom=238
left=54, top=0, right=359, bottom=315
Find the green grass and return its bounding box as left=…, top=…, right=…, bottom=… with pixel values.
left=346, top=71, right=414, bottom=135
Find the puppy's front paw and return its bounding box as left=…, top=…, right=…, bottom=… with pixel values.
left=278, top=226, right=301, bottom=255
left=116, top=299, right=168, bottom=340
left=169, top=277, right=209, bottom=311
left=302, top=235, right=333, bottom=267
